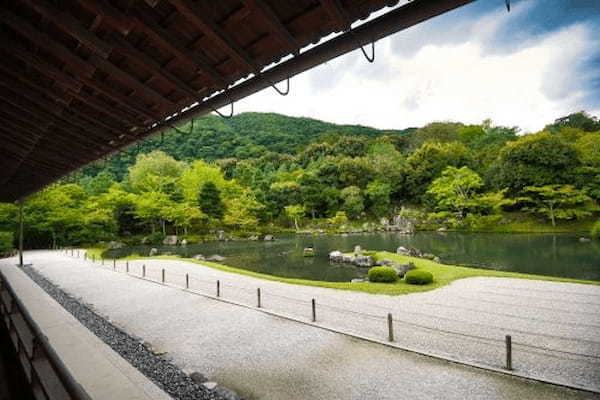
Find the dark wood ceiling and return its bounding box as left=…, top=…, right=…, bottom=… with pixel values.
left=0, top=0, right=473, bottom=202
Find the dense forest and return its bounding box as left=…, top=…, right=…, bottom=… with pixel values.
left=1, top=111, right=599, bottom=250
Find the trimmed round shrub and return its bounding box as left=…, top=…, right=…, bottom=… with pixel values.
left=591, top=220, right=600, bottom=240
left=368, top=266, right=398, bottom=283
left=405, top=270, right=434, bottom=285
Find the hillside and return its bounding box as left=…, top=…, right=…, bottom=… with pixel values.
left=80, top=112, right=411, bottom=179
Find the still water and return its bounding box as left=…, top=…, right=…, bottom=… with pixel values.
left=106, top=232, right=600, bottom=282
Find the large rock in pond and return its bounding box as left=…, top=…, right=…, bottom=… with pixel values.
left=342, top=254, right=356, bottom=264
left=396, top=246, right=409, bottom=255
left=217, top=230, right=225, bottom=241
left=394, top=262, right=416, bottom=278
left=149, top=248, right=159, bottom=256
left=264, top=234, right=275, bottom=241
left=108, top=241, right=124, bottom=249
left=376, top=259, right=393, bottom=266
left=329, top=251, right=343, bottom=263
left=206, top=254, right=225, bottom=262
left=163, top=235, right=178, bottom=246
left=303, top=247, right=315, bottom=257
left=355, top=255, right=374, bottom=268
left=193, top=254, right=205, bottom=261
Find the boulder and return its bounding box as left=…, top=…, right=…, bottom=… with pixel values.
left=379, top=217, right=389, bottom=226
left=149, top=248, right=159, bottom=256
left=163, top=235, right=178, bottom=246
left=180, top=239, right=188, bottom=247
left=355, top=255, right=374, bottom=268
left=217, top=230, right=225, bottom=241
left=249, top=235, right=259, bottom=241
left=329, top=251, right=343, bottom=262
left=376, top=259, right=393, bottom=266
left=342, top=254, right=356, bottom=264
left=396, top=246, right=409, bottom=255
left=351, top=278, right=366, bottom=283
left=193, top=254, right=206, bottom=261
left=394, top=262, right=416, bottom=278
left=264, top=234, right=275, bottom=241
left=422, top=253, right=436, bottom=260
left=202, top=382, right=218, bottom=390
left=433, top=256, right=441, bottom=263
left=437, top=227, right=447, bottom=232
left=303, top=247, right=315, bottom=257
left=206, top=255, right=225, bottom=262
left=108, top=241, right=124, bottom=250
left=579, top=237, right=591, bottom=243
left=189, top=372, right=208, bottom=384
left=354, top=245, right=362, bottom=255
left=214, top=386, right=242, bottom=400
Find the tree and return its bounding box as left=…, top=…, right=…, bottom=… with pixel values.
left=427, top=166, right=483, bottom=217
left=327, top=211, right=349, bottom=226
left=365, top=181, right=392, bottom=217
left=490, top=132, right=580, bottom=193
left=520, top=185, right=592, bottom=226
left=132, top=191, right=173, bottom=234
left=410, top=122, right=463, bottom=149
left=544, top=111, right=600, bottom=133
left=340, top=186, right=364, bottom=219
left=223, top=190, right=264, bottom=230
left=128, top=151, right=184, bottom=194
left=284, top=205, right=304, bottom=230
left=198, top=182, right=225, bottom=220
left=405, top=142, right=472, bottom=199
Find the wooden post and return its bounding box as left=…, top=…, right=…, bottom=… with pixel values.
left=162, top=269, right=165, bottom=283
left=126, top=261, right=129, bottom=273
left=387, top=313, right=394, bottom=342
left=113, top=259, right=116, bottom=270
left=101, top=257, right=104, bottom=265
left=505, top=335, right=512, bottom=370
left=185, top=274, right=189, bottom=289
left=257, top=288, right=261, bottom=308
left=18, top=200, right=23, bottom=268
left=217, top=280, right=220, bottom=297
left=312, top=299, right=316, bottom=322
left=142, top=264, right=146, bottom=278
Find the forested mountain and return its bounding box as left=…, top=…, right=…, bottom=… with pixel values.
left=1, top=111, right=598, bottom=250
left=79, top=112, right=411, bottom=180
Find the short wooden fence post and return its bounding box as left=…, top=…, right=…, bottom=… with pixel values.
left=312, top=299, right=316, bottom=322
left=162, top=269, right=165, bottom=283
left=142, top=264, right=146, bottom=278
left=387, top=313, right=394, bottom=342
left=217, top=280, right=220, bottom=297
left=126, top=261, right=129, bottom=273
left=185, top=274, right=189, bottom=289
left=257, top=288, right=261, bottom=308
left=505, top=335, right=512, bottom=370
left=113, top=259, right=116, bottom=270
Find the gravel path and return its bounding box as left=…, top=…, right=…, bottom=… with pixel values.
left=5, top=250, right=599, bottom=399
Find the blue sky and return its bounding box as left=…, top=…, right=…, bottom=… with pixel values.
left=234, top=0, right=600, bottom=132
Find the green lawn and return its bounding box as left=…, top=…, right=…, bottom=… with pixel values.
left=86, top=248, right=599, bottom=296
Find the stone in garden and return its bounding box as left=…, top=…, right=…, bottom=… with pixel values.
left=193, top=254, right=206, bottom=260
left=377, top=259, right=393, bottom=266
left=355, top=255, right=374, bottom=268
left=422, top=253, right=436, bottom=260
left=189, top=371, right=208, bottom=384
left=303, top=247, right=315, bottom=257
left=380, top=217, right=389, bottom=226
left=108, top=241, right=124, bottom=249
left=264, top=234, right=275, bottom=241
left=217, top=230, right=225, bottom=241
left=579, top=237, right=591, bottom=242
left=163, top=235, right=178, bottom=245
left=437, top=227, right=447, bottom=232
left=249, top=235, right=259, bottom=241
left=394, top=262, right=416, bottom=278
left=396, top=246, right=409, bottom=255
left=433, top=256, right=441, bottom=263
left=149, top=248, right=159, bottom=256
left=354, top=245, right=362, bottom=254
left=342, top=254, right=356, bottom=264
left=351, top=278, right=366, bottom=283
left=214, top=385, right=242, bottom=400
left=180, top=239, right=188, bottom=246
left=207, top=255, right=225, bottom=262
left=329, top=251, right=343, bottom=262
left=202, top=382, right=218, bottom=390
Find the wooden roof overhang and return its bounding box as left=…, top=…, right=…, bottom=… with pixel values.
left=0, top=0, right=473, bottom=202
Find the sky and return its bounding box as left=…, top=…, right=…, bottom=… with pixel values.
left=229, top=0, right=600, bottom=133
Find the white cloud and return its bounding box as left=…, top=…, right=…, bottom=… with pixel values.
left=232, top=17, right=598, bottom=133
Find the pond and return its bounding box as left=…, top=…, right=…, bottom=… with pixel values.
left=105, top=232, right=600, bottom=282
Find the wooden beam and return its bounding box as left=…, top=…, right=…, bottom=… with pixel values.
left=21, top=0, right=113, bottom=58
left=167, top=0, right=258, bottom=73
left=74, top=1, right=135, bottom=36
left=133, top=9, right=226, bottom=87
left=320, top=0, right=350, bottom=31
left=241, top=0, right=299, bottom=54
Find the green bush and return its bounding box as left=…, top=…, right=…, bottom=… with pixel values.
left=368, top=266, right=398, bottom=283
left=592, top=220, right=600, bottom=240
left=405, top=270, right=434, bottom=285
left=0, top=231, right=14, bottom=254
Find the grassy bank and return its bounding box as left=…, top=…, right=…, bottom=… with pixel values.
left=86, top=248, right=599, bottom=296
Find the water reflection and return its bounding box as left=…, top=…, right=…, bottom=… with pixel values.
left=106, top=232, right=600, bottom=282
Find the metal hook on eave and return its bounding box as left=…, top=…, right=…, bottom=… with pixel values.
left=213, top=101, right=234, bottom=119
left=360, top=41, right=375, bottom=63
left=505, top=0, right=510, bottom=12
left=270, top=77, right=290, bottom=96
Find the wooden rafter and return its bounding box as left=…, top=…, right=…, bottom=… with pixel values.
left=242, top=0, right=299, bottom=54
left=320, top=0, right=351, bottom=31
